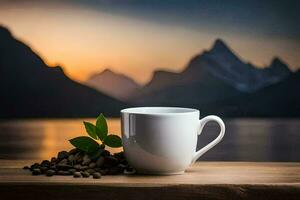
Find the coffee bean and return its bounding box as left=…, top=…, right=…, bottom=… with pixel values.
left=93, top=172, right=101, bottom=179
left=30, top=163, right=40, bottom=170
left=57, top=170, right=71, bottom=176
left=81, top=171, right=90, bottom=178
left=27, top=150, right=133, bottom=178
left=68, top=169, right=77, bottom=174
left=49, top=164, right=57, bottom=170
left=57, top=170, right=65, bottom=175
left=96, top=157, right=105, bottom=167
left=41, top=160, right=50, bottom=167
left=104, top=156, right=118, bottom=167
left=23, top=166, right=30, bottom=170
left=80, top=166, right=89, bottom=171
left=46, top=170, right=55, bottom=176
left=74, top=152, right=84, bottom=163
left=73, top=172, right=81, bottom=178
left=57, top=151, right=69, bottom=160
left=94, top=168, right=101, bottom=172
left=32, top=168, right=41, bottom=175
left=86, top=169, right=95, bottom=174
left=64, top=171, right=72, bottom=175
left=57, top=164, right=72, bottom=171
left=73, top=164, right=81, bottom=170
left=99, top=169, right=109, bottom=175
left=40, top=166, right=49, bottom=173
left=68, top=148, right=78, bottom=155
left=58, top=158, right=68, bottom=165
left=89, top=162, right=96, bottom=168
left=82, top=154, right=91, bottom=165
left=50, top=157, right=57, bottom=163
left=68, top=155, right=75, bottom=163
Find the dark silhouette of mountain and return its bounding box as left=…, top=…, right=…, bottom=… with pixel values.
left=0, top=25, right=297, bottom=118
left=0, top=26, right=127, bottom=118
left=235, top=70, right=300, bottom=117
left=132, top=39, right=298, bottom=117
left=138, top=39, right=291, bottom=96
left=85, top=69, right=141, bottom=101
left=199, top=40, right=291, bottom=92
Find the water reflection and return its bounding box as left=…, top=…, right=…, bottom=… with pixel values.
left=0, top=118, right=299, bottom=161
left=194, top=119, right=300, bottom=161
left=0, top=119, right=122, bottom=160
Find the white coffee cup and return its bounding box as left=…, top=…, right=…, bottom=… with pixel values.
left=121, top=107, right=225, bottom=175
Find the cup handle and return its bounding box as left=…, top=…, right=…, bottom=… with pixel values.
left=191, top=115, right=225, bottom=163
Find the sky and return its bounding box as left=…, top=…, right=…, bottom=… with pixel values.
left=0, top=0, right=299, bottom=84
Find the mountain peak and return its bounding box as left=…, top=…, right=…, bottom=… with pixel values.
left=89, top=69, right=114, bottom=79
left=86, top=69, right=140, bottom=100
left=102, top=68, right=114, bottom=74
left=99, top=68, right=117, bottom=75
left=271, top=57, right=287, bottom=67
left=211, top=39, right=231, bottom=52
left=268, top=57, right=291, bottom=73
left=207, top=38, right=241, bottom=62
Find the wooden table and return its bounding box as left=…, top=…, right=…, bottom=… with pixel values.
left=0, top=160, right=299, bottom=200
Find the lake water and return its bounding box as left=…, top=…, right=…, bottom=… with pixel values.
left=0, top=118, right=299, bottom=162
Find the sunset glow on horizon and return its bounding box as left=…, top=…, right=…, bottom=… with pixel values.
left=0, top=1, right=299, bottom=84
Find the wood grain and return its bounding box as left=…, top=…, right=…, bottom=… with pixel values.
left=1, top=161, right=300, bottom=185
left=0, top=160, right=299, bottom=200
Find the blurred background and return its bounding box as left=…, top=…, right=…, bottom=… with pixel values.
left=0, top=0, right=299, bottom=162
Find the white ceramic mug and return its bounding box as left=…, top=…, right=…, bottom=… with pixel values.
left=121, top=107, right=225, bottom=175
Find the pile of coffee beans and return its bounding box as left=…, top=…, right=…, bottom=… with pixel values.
left=23, top=147, right=135, bottom=179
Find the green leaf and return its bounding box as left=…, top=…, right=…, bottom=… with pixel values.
left=103, top=134, right=122, bottom=148
left=96, top=113, right=108, bottom=141
left=83, top=121, right=98, bottom=140
left=69, top=136, right=99, bottom=153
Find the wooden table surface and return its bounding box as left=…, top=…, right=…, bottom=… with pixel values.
left=0, top=160, right=299, bottom=200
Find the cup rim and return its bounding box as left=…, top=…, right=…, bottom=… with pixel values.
left=121, top=107, right=199, bottom=116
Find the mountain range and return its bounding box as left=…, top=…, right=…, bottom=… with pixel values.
left=1, top=25, right=299, bottom=118
left=0, top=26, right=127, bottom=118
left=137, top=40, right=299, bottom=117
left=86, top=39, right=299, bottom=117
left=135, top=39, right=292, bottom=96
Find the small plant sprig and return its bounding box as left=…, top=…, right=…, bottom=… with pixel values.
left=69, top=113, right=122, bottom=153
